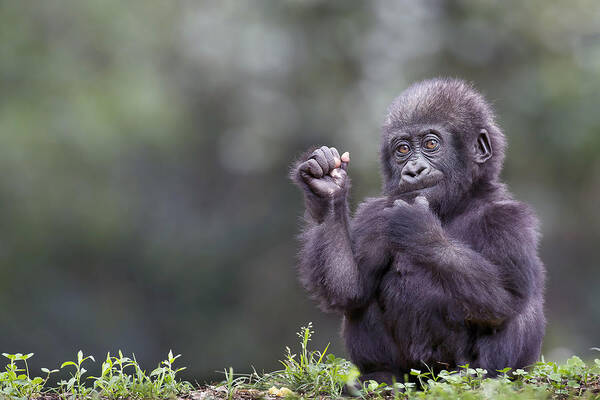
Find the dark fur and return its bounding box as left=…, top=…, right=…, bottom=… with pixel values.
left=291, top=78, right=545, bottom=382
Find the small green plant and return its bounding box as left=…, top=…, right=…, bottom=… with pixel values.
left=223, top=367, right=238, bottom=400
left=58, top=350, right=96, bottom=399
left=89, top=349, right=192, bottom=399
left=217, top=322, right=358, bottom=398
left=0, top=352, right=58, bottom=400
left=0, top=350, right=191, bottom=399
left=92, top=351, right=135, bottom=399
left=148, top=350, right=191, bottom=396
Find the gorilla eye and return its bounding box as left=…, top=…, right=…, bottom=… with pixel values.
left=396, top=144, right=410, bottom=155
left=424, top=138, right=439, bottom=151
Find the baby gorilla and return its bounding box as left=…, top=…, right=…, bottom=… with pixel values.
left=291, top=78, right=545, bottom=384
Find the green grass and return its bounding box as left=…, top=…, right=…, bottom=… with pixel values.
left=1, top=324, right=599, bottom=399
left=0, top=350, right=192, bottom=400
left=217, top=323, right=600, bottom=400
left=216, top=322, right=358, bottom=399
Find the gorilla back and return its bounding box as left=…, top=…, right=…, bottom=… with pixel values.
left=291, top=78, right=545, bottom=383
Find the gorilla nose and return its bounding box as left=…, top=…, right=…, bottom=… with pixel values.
left=402, top=160, right=430, bottom=179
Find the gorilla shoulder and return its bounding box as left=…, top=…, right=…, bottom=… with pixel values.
left=483, top=200, right=541, bottom=244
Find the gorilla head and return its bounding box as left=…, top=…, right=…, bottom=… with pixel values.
left=380, top=78, right=507, bottom=216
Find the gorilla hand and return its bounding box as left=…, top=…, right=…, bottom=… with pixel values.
left=294, top=146, right=350, bottom=223
left=298, top=146, right=350, bottom=199
left=385, top=196, right=446, bottom=251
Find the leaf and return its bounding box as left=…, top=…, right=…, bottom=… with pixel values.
left=61, top=361, right=77, bottom=368
left=367, top=380, right=379, bottom=391
left=568, top=379, right=580, bottom=388
left=566, top=356, right=585, bottom=368
left=549, top=372, right=562, bottom=382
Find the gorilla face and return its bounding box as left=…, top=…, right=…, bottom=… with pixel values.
left=382, top=123, right=475, bottom=214
left=386, top=126, right=447, bottom=197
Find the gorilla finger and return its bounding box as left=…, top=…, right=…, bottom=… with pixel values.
left=393, top=199, right=409, bottom=208
left=340, top=151, right=350, bottom=171
left=320, top=145, right=337, bottom=173
left=300, top=159, right=324, bottom=178
left=311, top=149, right=330, bottom=174
left=414, top=196, right=430, bottom=208
left=330, top=147, right=341, bottom=168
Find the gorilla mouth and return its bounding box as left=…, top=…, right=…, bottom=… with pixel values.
left=398, top=171, right=444, bottom=194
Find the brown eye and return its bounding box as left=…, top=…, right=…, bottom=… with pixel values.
left=397, top=144, right=410, bottom=155
left=424, top=138, right=439, bottom=150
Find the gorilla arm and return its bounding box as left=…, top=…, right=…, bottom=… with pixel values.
left=292, top=148, right=390, bottom=313
left=387, top=197, right=539, bottom=326
left=292, top=148, right=362, bottom=312
left=297, top=194, right=362, bottom=313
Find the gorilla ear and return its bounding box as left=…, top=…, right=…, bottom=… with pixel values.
left=474, top=129, right=493, bottom=164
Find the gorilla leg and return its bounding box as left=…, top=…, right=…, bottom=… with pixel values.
left=343, top=302, right=400, bottom=383
left=473, top=303, right=545, bottom=375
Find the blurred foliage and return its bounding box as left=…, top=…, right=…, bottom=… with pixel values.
left=0, top=0, right=599, bottom=383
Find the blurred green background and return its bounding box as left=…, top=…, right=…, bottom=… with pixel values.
left=1, top=0, right=599, bottom=383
